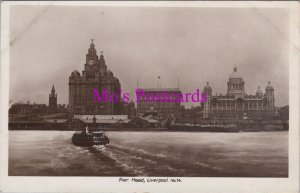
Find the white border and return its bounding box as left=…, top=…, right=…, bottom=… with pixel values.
left=0, top=1, right=299, bottom=193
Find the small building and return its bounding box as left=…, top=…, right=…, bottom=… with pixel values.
left=9, top=101, right=47, bottom=114
left=42, top=113, right=68, bottom=123
left=130, top=108, right=161, bottom=128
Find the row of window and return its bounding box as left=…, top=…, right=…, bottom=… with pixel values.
left=229, top=84, right=244, bottom=90
left=138, top=102, right=178, bottom=108
left=205, top=102, right=264, bottom=110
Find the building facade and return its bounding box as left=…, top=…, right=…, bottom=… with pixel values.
left=136, top=88, right=182, bottom=119
left=48, top=85, right=57, bottom=113
left=202, top=67, right=275, bottom=120
left=68, top=40, right=121, bottom=117
left=9, top=101, right=47, bottom=115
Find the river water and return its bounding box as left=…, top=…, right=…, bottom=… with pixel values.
left=9, top=130, right=288, bottom=177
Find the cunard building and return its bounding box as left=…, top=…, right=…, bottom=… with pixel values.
left=202, top=67, right=275, bottom=120
left=68, top=40, right=121, bottom=117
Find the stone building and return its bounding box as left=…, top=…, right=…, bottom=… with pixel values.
left=68, top=40, right=121, bottom=117
left=202, top=67, right=275, bottom=120
left=136, top=88, right=182, bottom=119
left=9, top=101, right=47, bottom=115
left=48, top=85, right=57, bottom=113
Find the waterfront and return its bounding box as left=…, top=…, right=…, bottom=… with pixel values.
left=9, top=130, right=288, bottom=177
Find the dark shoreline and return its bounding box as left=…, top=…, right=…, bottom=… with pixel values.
left=8, top=127, right=288, bottom=132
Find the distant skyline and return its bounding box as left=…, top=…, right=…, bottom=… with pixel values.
left=9, top=5, right=289, bottom=107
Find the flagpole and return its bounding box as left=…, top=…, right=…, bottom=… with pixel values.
left=157, top=76, right=161, bottom=88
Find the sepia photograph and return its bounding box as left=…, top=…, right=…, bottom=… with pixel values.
left=0, top=1, right=299, bottom=193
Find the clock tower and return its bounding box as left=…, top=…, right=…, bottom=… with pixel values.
left=69, top=39, right=121, bottom=117
left=49, top=85, right=57, bottom=113
left=86, top=39, right=98, bottom=63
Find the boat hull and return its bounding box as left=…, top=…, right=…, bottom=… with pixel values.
left=72, top=132, right=109, bottom=147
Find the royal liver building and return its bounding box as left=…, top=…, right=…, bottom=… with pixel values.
left=203, top=67, right=275, bottom=120
left=68, top=40, right=121, bottom=117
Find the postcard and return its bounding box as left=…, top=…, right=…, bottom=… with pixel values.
left=0, top=1, right=299, bottom=193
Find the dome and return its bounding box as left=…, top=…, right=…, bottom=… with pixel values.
left=90, top=39, right=95, bottom=48
left=100, top=51, right=105, bottom=60
left=229, top=66, right=242, bottom=79
left=71, top=70, right=80, bottom=77
left=107, top=70, right=113, bottom=76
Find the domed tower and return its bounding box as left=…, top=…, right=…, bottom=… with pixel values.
left=203, top=82, right=212, bottom=119
left=265, top=81, right=275, bottom=113
left=86, top=39, right=98, bottom=64
left=49, top=85, right=57, bottom=113
left=68, top=70, right=82, bottom=117
left=227, top=66, right=245, bottom=98
left=71, top=70, right=81, bottom=78
left=256, top=86, right=263, bottom=97
left=99, top=51, right=105, bottom=65
left=204, top=81, right=212, bottom=96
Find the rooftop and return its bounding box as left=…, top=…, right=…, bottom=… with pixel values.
left=141, top=88, right=181, bottom=92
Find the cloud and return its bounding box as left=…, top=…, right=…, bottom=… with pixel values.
left=9, top=6, right=289, bottom=107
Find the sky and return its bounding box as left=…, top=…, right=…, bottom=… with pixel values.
left=9, top=5, right=289, bottom=107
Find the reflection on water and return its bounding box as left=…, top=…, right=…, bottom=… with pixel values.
left=9, top=130, right=288, bottom=177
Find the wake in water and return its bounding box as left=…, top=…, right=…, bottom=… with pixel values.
left=9, top=131, right=288, bottom=177
left=90, top=144, right=227, bottom=177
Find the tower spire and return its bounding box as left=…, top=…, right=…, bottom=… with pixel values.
left=99, top=50, right=105, bottom=62
left=87, top=39, right=98, bottom=62
left=51, top=85, right=55, bottom=93
left=49, top=84, right=57, bottom=113
left=89, top=38, right=95, bottom=49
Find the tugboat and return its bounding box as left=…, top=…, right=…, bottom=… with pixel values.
left=72, top=126, right=110, bottom=147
